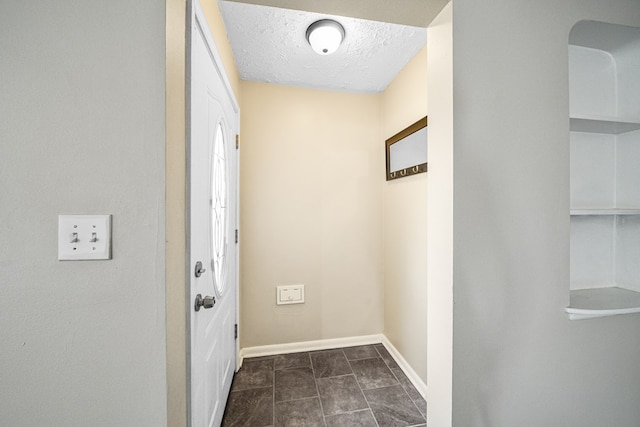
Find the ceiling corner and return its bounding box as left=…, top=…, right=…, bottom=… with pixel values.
left=220, top=0, right=449, bottom=27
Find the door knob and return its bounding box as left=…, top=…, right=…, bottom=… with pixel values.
left=194, top=261, right=206, bottom=278
left=194, top=293, right=215, bottom=311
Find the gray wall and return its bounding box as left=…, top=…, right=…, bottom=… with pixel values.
left=451, top=0, right=640, bottom=425
left=0, top=1, right=167, bottom=425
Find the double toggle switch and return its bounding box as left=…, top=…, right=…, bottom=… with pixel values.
left=58, top=215, right=112, bottom=260
left=70, top=231, right=98, bottom=243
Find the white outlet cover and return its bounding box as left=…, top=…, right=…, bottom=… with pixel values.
left=58, top=215, right=112, bottom=260
left=277, top=284, right=305, bottom=305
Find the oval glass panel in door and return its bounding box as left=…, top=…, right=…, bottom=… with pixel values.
left=210, top=121, right=228, bottom=295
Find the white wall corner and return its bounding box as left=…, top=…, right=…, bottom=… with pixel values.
left=379, top=335, right=428, bottom=399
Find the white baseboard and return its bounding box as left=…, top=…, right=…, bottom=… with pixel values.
left=239, top=334, right=384, bottom=364
left=239, top=333, right=427, bottom=399
left=379, top=336, right=427, bottom=399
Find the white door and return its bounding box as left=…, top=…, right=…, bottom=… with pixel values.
left=189, top=1, right=239, bottom=426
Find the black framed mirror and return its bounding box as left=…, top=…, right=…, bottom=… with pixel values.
left=385, top=116, right=427, bottom=181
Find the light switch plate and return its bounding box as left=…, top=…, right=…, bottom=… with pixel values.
left=58, top=215, right=112, bottom=260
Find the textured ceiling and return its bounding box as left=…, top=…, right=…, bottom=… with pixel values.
left=219, top=1, right=427, bottom=93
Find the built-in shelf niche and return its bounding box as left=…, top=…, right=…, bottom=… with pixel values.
left=568, top=20, right=640, bottom=320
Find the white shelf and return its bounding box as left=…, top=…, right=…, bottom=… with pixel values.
left=570, top=117, right=640, bottom=135
left=566, top=287, right=640, bottom=320
left=568, top=22, right=640, bottom=322
left=571, top=208, right=640, bottom=215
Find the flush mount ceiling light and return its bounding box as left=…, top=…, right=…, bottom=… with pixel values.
left=306, top=19, right=345, bottom=55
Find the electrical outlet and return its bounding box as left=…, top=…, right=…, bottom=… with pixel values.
left=58, top=215, right=111, bottom=260
left=277, top=284, right=304, bottom=305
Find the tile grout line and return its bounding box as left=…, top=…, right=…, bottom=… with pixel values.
left=309, top=351, right=328, bottom=427
left=346, top=348, right=381, bottom=427
left=374, top=344, right=426, bottom=425
left=271, top=357, right=275, bottom=426
left=352, top=355, right=381, bottom=427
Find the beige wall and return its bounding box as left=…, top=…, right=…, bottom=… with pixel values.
left=382, top=47, right=428, bottom=383
left=239, top=81, right=384, bottom=348
left=166, top=0, right=187, bottom=425
left=166, top=0, right=240, bottom=425
left=238, top=49, right=429, bottom=384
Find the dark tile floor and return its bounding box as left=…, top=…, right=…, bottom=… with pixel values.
left=221, top=344, right=426, bottom=427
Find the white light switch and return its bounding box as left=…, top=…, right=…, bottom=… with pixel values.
left=58, top=215, right=111, bottom=260
left=277, top=285, right=304, bottom=305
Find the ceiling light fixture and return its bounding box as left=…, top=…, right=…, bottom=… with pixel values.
left=306, top=19, right=345, bottom=55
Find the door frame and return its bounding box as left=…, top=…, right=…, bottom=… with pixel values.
left=186, top=0, right=240, bottom=424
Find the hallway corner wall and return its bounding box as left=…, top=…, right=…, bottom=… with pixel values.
left=382, top=46, right=429, bottom=384
left=425, top=4, right=453, bottom=425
